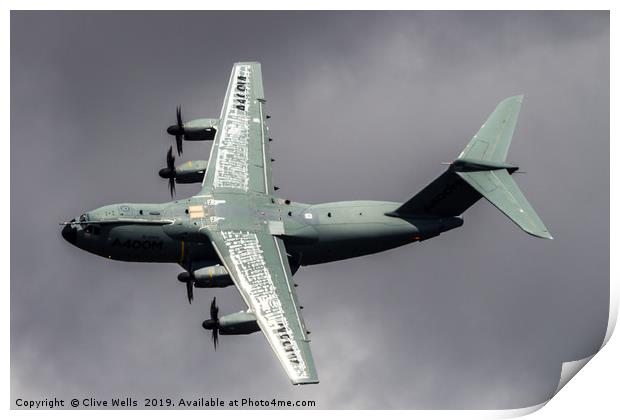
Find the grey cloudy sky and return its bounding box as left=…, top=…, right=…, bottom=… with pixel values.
left=11, top=11, right=609, bottom=409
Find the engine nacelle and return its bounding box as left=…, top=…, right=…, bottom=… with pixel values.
left=159, top=160, right=207, bottom=184
left=182, top=118, right=219, bottom=141
left=177, top=265, right=233, bottom=288
left=174, top=160, right=208, bottom=184
left=203, top=311, right=259, bottom=335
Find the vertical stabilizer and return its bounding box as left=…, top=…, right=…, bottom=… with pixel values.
left=458, top=95, right=523, bottom=163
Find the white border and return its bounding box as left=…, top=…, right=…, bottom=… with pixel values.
left=4, top=2, right=616, bottom=418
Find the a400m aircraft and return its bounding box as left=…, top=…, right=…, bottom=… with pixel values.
left=61, top=62, right=552, bottom=385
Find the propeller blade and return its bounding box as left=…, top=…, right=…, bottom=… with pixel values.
left=176, top=105, right=183, bottom=128
left=210, top=297, right=219, bottom=320
left=209, top=297, right=219, bottom=350
left=185, top=277, right=193, bottom=304
left=168, top=178, right=176, bottom=198
left=160, top=146, right=177, bottom=196
left=175, top=135, right=183, bottom=156
left=166, top=146, right=175, bottom=170
left=167, top=106, right=184, bottom=155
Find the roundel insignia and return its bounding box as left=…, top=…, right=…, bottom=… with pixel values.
left=120, top=205, right=130, bottom=212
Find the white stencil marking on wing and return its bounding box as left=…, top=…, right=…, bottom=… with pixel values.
left=221, top=230, right=309, bottom=380
left=213, top=65, right=252, bottom=191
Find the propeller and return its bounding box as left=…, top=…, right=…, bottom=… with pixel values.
left=177, top=270, right=195, bottom=304
left=202, top=297, right=220, bottom=350
left=185, top=275, right=193, bottom=304
left=158, top=146, right=176, bottom=198
left=166, top=105, right=184, bottom=155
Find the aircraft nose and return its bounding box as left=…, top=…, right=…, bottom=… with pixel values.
left=61, top=224, right=77, bottom=245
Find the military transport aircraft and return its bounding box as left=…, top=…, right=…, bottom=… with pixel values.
left=61, top=62, right=552, bottom=385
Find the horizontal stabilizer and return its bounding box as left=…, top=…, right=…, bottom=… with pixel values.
left=456, top=170, right=552, bottom=239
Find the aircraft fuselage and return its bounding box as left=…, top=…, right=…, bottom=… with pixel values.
left=62, top=196, right=463, bottom=268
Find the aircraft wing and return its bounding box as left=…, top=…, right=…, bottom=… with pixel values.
left=200, top=62, right=275, bottom=195
left=208, top=229, right=319, bottom=385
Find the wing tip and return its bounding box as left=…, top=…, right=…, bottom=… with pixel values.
left=291, top=372, right=320, bottom=385
left=523, top=227, right=554, bottom=240
left=500, top=94, right=525, bottom=105
left=536, top=232, right=554, bottom=240
left=234, top=61, right=261, bottom=66
left=292, top=379, right=320, bottom=386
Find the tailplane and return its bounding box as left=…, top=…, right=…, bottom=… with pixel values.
left=392, top=95, right=552, bottom=239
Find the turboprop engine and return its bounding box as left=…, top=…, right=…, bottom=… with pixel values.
left=177, top=265, right=233, bottom=288
left=177, top=265, right=233, bottom=304
left=159, top=147, right=208, bottom=197
left=202, top=297, right=260, bottom=349
left=166, top=106, right=218, bottom=155
left=167, top=117, right=219, bottom=142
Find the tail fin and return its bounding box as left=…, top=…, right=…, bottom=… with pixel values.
left=458, top=95, right=523, bottom=163
left=393, top=95, right=552, bottom=239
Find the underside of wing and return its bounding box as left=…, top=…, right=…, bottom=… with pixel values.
left=200, top=62, right=275, bottom=195
left=208, top=229, right=318, bottom=384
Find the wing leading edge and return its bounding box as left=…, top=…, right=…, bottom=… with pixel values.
left=209, top=229, right=319, bottom=385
